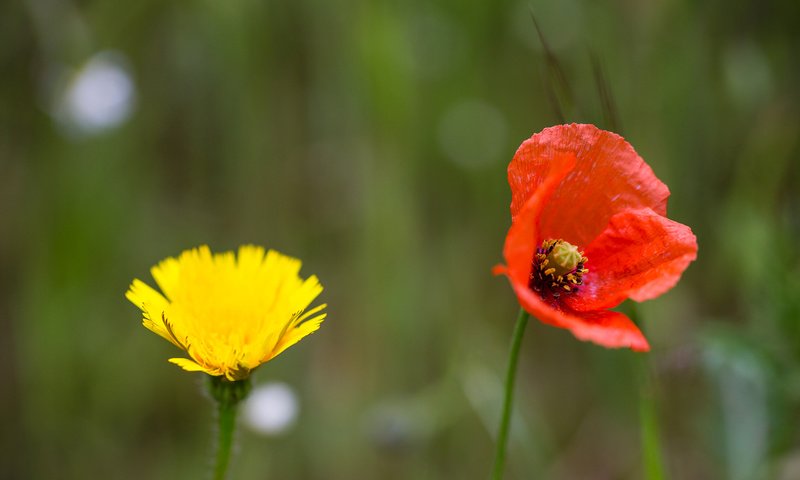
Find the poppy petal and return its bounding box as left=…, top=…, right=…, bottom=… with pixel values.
left=509, top=124, right=670, bottom=247
left=562, top=309, right=650, bottom=351
left=501, top=152, right=577, bottom=286
left=563, top=208, right=698, bottom=312
left=508, top=278, right=650, bottom=351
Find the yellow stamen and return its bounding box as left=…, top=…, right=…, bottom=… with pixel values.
left=529, top=239, right=589, bottom=299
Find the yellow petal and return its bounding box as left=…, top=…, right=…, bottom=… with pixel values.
left=126, top=279, right=174, bottom=342
left=151, top=257, right=181, bottom=301
left=269, top=312, right=326, bottom=360
left=294, top=303, right=327, bottom=326
left=126, top=279, right=168, bottom=312
left=128, top=245, right=327, bottom=377
left=169, top=357, right=210, bottom=373
left=237, top=245, right=266, bottom=270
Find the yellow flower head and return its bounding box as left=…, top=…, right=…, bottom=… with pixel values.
left=126, top=245, right=326, bottom=380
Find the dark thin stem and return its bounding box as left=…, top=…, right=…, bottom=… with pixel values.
left=589, top=51, right=621, bottom=133
left=491, top=307, right=530, bottom=480
left=529, top=9, right=572, bottom=124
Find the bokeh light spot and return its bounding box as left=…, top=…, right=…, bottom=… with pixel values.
left=242, top=382, right=299, bottom=436
left=53, top=51, right=136, bottom=137
left=438, top=99, right=508, bottom=169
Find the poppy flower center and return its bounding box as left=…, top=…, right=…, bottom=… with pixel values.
left=529, top=239, right=588, bottom=299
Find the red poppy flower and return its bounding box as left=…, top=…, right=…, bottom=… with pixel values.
left=494, top=124, right=697, bottom=351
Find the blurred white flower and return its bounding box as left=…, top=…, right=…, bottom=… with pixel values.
left=53, top=51, right=136, bottom=136
left=242, top=382, right=299, bottom=436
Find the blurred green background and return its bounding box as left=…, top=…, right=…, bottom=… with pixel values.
left=1, top=0, right=799, bottom=478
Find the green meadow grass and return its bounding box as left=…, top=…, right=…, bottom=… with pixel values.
left=1, top=0, right=798, bottom=478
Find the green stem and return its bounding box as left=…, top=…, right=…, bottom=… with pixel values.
left=490, top=307, right=530, bottom=480
left=214, top=399, right=237, bottom=480
left=208, top=376, right=251, bottom=480
left=638, top=355, right=666, bottom=480
left=630, top=306, right=666, bottom=480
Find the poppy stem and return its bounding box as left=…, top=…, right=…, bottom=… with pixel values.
left=490, top=307, right=530, bottom=480
left=638, top=356, right=667, bottom=479
left=208, top=376, right=251, bottom=480
left=631, top=307, right=667, bottom=480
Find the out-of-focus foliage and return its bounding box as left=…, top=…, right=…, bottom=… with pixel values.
left=1, top=0, right=798, bottom=479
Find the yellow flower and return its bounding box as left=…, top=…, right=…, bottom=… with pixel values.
left=126, top=245, right=326, bottom=380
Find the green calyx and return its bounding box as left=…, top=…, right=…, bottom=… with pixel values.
left=208, top=375, right=252, bottom=407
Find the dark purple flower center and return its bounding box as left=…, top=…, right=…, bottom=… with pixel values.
left=529, top=239, right=588, bottom=300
